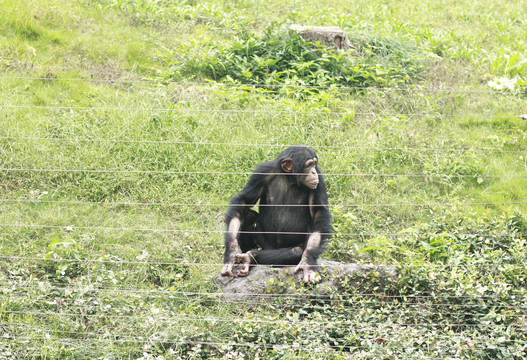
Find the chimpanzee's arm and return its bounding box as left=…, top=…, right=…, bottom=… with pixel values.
left=294, top=175, right=332, bottom=283
left=221, top=162, right=274, bottom=277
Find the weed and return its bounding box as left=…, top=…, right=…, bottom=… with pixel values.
left=172, top=23, right=424, bottom=90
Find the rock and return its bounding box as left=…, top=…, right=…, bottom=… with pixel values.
left=215, top=261, right=397, bottom=303
left=289, top=25, right=359, bottom=55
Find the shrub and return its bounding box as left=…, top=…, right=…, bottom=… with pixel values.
left=172, top=24, right=424, bottom=90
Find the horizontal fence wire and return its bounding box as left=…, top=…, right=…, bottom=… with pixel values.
left=5, top=332, right=518, bottom=354
left=2, top=286, right=527, bottom=305
left=3, top=298, right=527, bottom=313
left=1, top=224, right=526, bottom=238
left=1, top=199, right=526, bottom=207
left=1, top=256, right=525, bottom=268
left=1, top=136, right=526, bottom=154
left=3, top=294, right=525, bottom=311
left=0, top=104, right=524, bottom=119
left=1, top=76, right=525, bottom=94
left=7, top=325, right=526, bottom=346
left=3, top=311, right=526, bottom=327
left=1, top=168, right=526, bottom=178
left=0, top=76, right=527, bottom=95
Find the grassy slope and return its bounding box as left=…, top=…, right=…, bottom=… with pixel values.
left=1, top=0, right=526, bottom=358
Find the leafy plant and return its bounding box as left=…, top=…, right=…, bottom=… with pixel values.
left=43, top=237, right=86, bottom=280
left=172, top=23, right=424, bottom=90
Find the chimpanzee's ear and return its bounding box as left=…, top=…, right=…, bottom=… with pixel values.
left=281, top=158, right=294, bottom=173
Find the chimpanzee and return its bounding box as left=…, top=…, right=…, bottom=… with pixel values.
left=221, top=146, right=332, bottom=283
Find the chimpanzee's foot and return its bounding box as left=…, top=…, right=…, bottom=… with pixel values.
left=234, top=253, right=252, bottom=276
left=220, top=262, right=236, bottom=277
left=294, top=261, right=321, bottom=283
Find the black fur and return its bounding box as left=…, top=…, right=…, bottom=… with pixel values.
left=224, top=146, right=332, bottom=267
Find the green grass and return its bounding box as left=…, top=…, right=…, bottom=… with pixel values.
left=1, top=0, right=527, bottom=358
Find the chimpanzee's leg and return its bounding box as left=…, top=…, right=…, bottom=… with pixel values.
left=235, top=210, right=262, bottom=276
left=250, top=246, right=305, bottom=266
left=238, top=209, right=259, bottom=253
left=236, top=245, right=305, bottom=266
left=235, top=211, right=305, bottom=273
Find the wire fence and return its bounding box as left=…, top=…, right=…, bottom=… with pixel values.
left=2, top=224, right=527, bottom=239
left=2, top=104, right=526, bottom=120
left=6, top=331, right=516, bottom=354
left=1, top=168, right=526, bottom=178
left=1, top=255, right=526, bottom=268
left=0, top=76, right=526, bottom=94
left=2, top=284, right=527, bottom=309
left=1, top=79, right=527, bottom=357
left=2, top=285, right=526, bottom=301
left=3, top=312, right=526, bottom=327
left=3, top=136, right=527, bottom=154
left=1, top=198, right=526, bottom=207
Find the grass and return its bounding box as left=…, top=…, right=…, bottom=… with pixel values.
left=1, top=0, right=527, bottom=358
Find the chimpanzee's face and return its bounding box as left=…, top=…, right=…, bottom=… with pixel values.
left=300, top=158, right=319, bottom=189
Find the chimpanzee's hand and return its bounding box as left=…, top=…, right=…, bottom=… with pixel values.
left=294, top=259, right=321, bottom=283
left=234, top=253, right=251, bottom=276
left=221, top=252, right=252, bottom=277
left=220, top=253, right=237, bottom=277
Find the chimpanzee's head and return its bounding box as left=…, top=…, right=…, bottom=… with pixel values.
left=278, top=146, right=320, bottom=190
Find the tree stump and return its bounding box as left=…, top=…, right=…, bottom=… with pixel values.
left=289, top=25, right=358, bottom=55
